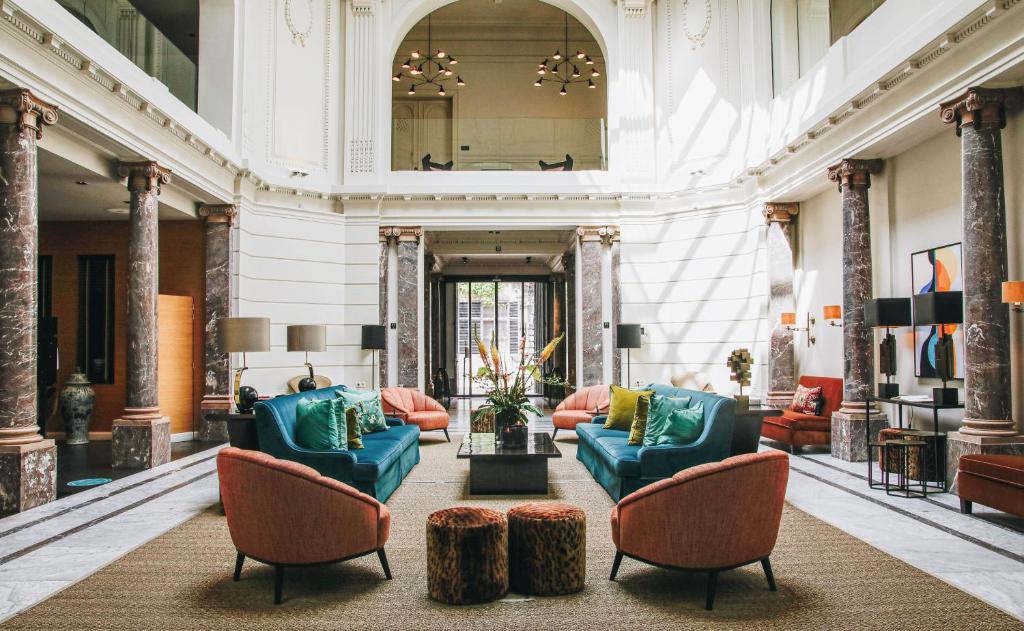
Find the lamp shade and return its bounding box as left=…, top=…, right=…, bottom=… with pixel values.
left=616, top=324, right=642, bottom=349
left=361, top=325, right=387, bottom=350
left=864, top=298, right=912, bottom=328
left=780, top=312, right=796, bottom=326
left=1003, top=281, right=1024, bottom=304
left=912, top=291, right=963, bottom=326
left=823, top=305, right=842, bottom=320
left=287, top=324, right=326, bottom=352
left=218, top=317, right=271, bottom=353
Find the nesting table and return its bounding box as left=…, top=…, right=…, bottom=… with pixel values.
left=457, top=432, right=561, bottom=495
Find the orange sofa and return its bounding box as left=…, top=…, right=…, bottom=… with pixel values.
left=609, top=451, right=789, bottom=610
left=218, top=447, right=393, bottom=604
left=551, top=384, right=610, bottom=439
left=957, top=454, right=1024, bottom=517
left=381, top=387, right=451, bottom=441
left=761, top=375, right=843, bottom=453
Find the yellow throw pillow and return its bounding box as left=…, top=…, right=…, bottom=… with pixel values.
left=604, top=385, right=655, bottom=431
left=343, top=405, right=364, bottom=449
left=627, top=393, right=652, bottom=445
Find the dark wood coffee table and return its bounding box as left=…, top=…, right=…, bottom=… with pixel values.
left=457, top=432, right=561, bottom=495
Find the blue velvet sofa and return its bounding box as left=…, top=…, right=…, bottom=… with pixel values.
left=575, top=385, right=736, bottom=501
left=255, top=386, right=420, bottom=502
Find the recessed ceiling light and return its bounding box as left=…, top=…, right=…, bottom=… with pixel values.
left=74, top=180, right=88, bottom=186
left=105, top=207, right=130, bottom=215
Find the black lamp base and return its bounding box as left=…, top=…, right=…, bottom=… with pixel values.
left=933, top=387, right=958, bottom=406
left=237, top=385, right=259, bottom=414
left=298, top=377, right=317, bottom=392
left=877, top=382, right=900, bottom=399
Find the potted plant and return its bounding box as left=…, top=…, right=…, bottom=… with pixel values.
left=472, top=333, right=567, bottom=448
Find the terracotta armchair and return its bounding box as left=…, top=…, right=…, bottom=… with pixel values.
left=381, top=387, right=451, bottom=441
left=218, top=448, right=392, bottom=604
left=761, top=375, right=843, bottom=453
left=552, top=384, right=610, bottom=439
left=609, top=451, right=789, bottom=610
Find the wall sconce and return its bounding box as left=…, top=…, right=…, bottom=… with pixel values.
left=781, top=312, right=816, bottom=346
left=1003, top=281, right=1024, bottom=313
left=823, top=305, right=842, bottom=327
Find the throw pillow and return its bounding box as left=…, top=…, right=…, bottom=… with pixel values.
left=642, top=395, right=693, bottom=447
left=792, top=384, right=824, bottom=415
left=627, top=393, right=653, bottom=445
left=648, top=402, right=705, bottom=446
left=340, top=404, right=364, bottom=449
left=604, top=385, right=656, bottom=431
left=294, top=398, right=343, bottom=451
left=336, top=389, right=389, bottom=434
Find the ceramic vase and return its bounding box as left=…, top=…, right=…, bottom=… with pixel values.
left=59, top=369, right=96, bottom=445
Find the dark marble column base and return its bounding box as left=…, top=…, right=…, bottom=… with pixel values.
left=0, top=440, right=56, bottom=514
left=112, top=414, right=171, bottom=469
left=831, top=403, right=887, bottom=462
left=766, top=391, right=795, bottom=409
left=946, top=431, right=1024, bottom=494
left=199, top=395, right=232, bottom=442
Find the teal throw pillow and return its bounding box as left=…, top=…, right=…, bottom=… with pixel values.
left=294, top=397, right=344, bottom=450
left=642, top=395, right=692, bottom=447
left=336, top=389, right=389, bottom=434
left=648, top=402, right=705, bottom=446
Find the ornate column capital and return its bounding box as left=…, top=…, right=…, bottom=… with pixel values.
left=826, top=159, right=883, bottom=191
left=0, top=88, right=58, bottom=140
left=577, top=226, right=620, bottom=244
left=350, top=0, right=376, bottom=15
left=939, top=86, right=1023, bottom=136
left=618, top=0, right=652, bottom=17
left=397, top=227, right=422, bottom=243
left=379, top=226, right=420, bottom=244
left=198, top=204, right=238, bottom=225
left=763, top=202, right=799, bottom=224
left=118, top=161, right=172, bottom=193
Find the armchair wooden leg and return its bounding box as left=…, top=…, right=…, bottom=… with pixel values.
left=233, top=552, right=245, bottom=582
left=960, top=499, right=972, bottom=514
left=377, top=548, right=393, bottom=580
left=609, top=550, right=623, bottom=581
left=443, top=429, right=450, bottom=442
left=552, top=428, right=559, bottom=440
left=705, top=571, right=718, bottom=610
left=761, top=557, right=776, bottom=591
left=273, top=565, right=285, bottom=605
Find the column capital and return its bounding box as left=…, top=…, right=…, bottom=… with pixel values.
left=939, top=86, right=1023, bottom=136
left=763, top=202, right=799, bottom=224
left=0, top=88, right=58, bottom=140
left=826, top=159, right=883, bottom=191
left=118, top=161, right=172, bottom=193
left=577, top=226, right=620, bottom=244
left=350, top=0, right=376, bottom=15
left=198, top=203, right=238, bottom=225
left=380, top=226, right=420, bottom=243
left=617, top=0, right=653, bottom=17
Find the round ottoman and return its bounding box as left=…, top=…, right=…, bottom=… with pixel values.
left=426, top=507, right=509, bottom=605
left=507, top=502, right=586, bottom=595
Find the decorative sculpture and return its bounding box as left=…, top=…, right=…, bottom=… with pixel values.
left=727, top=348, right=752, bottom=410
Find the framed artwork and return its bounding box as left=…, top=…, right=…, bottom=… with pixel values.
left=911, top=242, right=964, bottom=379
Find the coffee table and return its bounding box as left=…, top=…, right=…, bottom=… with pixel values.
left=457, top=432, right=561, bottom=495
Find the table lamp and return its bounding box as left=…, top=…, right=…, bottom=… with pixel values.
left=287, top=324, right=327, bottom=392
left=219, top=317, right=271, bottom=413
left=616, top=324, right=642, bottom=388
left=362, top=325, right=387, bottom=390
left=912, top=291, right=963, bottom=405
left=864, top=298, right=911, bottom=398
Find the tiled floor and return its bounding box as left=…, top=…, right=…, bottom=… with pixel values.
left=56, top=440, right=212, bottom=497
left=1, top=409, right=1022, bottom=623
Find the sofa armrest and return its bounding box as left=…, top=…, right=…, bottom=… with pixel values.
left=639, top=442, right=718, bottom=480
left=285, top=447, right=357, bottom=481
left=385, top=416, right=406, bottom=427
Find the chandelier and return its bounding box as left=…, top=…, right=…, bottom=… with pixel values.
left=392, top=15, right=464, bottom=96
left=534, top=12, right=600, bottom=95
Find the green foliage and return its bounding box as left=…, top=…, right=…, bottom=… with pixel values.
left=470, top=332, right=569, bottom=425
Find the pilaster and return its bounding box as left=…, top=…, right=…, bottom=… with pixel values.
left=394, top=227, right=422, bottom=388
left=763, top=202, right=798, bottom=407
left=615, top=0, right=656, bottom=184
left=197, top=203, right=237, bottom=442
left=345, top=0, right=379, bottom=181
left=578, top=226, right=619, bottom=387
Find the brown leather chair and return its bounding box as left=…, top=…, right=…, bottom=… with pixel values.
left=609, top=451, right=789, bottom=610
left=552, top=384, right=609, bottom=439
left=381, top=387, right=451, bottom=441
left=218, top=448, right=392, bottom=604
left=761, top=375, right=843, bottom=452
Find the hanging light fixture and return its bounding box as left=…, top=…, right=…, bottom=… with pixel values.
left=392, top=15, right=466, bottom=95
left=535, top=12, right=601, bottom=95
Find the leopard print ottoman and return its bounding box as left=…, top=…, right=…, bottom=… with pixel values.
left=426, top=507, right=508, bottom=605
left=507, top=502, right=586, bottom=596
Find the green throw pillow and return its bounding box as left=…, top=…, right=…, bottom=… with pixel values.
left=604, top=385, right=655, bottom=431
left=336, top=389, right=389, bottom=434
left=294, top=398, right=344, bottom=450
left=627, top=393, right=652, bottom=445
left=646, top=401, right=705, bottom=446
left=643, top=395, right=693, bottom=447
left=341, top=405, right=364, bottom=449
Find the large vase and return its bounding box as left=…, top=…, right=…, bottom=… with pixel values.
left=59, top=369, right=96, bottom=445
left=495, top=409, right=518, bottom=444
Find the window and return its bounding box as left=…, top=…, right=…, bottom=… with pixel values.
left=78, top=255, right=116, bottom=384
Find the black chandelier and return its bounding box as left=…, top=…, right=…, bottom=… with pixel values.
left=534, top=12, right=600, bottom=95
left=392, top=15, right=464, bottom=96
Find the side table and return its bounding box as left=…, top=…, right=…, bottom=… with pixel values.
left=207, top=412, right=259, bottom=450
left=732, top=405, right=780, bottom=456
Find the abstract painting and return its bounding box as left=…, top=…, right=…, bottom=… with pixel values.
left=911, top=242, right=964, bottom=379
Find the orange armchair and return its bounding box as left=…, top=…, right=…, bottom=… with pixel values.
left=218, top=447, right=392, bottom=604
left=552, top=384, right=610, bottom=439
left=609, top=451, right=789, bottom=610
left=381, top=387, right=451, bottom=441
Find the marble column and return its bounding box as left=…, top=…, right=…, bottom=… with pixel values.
left=939, top=87, right=1024, bottom=489
left=396, top=228, right=422, bottom=388
left=197, top=204, right=237, bottom=442
left=610, top=230, right=623, bottom=387
left=578, top=228, right=605, bottom=386
left=0, top=88, right=58, bottom=514
left=112, top=161, right=172, bottom=469
left=763, top=202, right=799, bottom=407
left=423, top=253, right=435, bottom=394
left=552, top=273, right=567, bottom=381
left=563, top=252, right=577, bottom=389
left=378, top=227, right=398, bottom=388
left=826, top=159, right=887, bottom=462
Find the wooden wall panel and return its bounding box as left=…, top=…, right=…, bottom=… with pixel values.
left=158, top=295, right=194, bottom=435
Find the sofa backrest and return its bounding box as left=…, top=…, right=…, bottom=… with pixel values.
left=797, top=375, right=843, bottom=418
left=557, top=384, right=610, bottom=413
left=645, top=384, right=736, bottom=451
left=255, top=386, right=348, bottom=456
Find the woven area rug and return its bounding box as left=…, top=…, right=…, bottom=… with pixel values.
left=7, top=435, right=1017, bottom=629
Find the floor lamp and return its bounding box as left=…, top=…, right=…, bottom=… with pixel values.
left=617, top=324, right=642, bottom=389
left=362, top=325, right=386, bottom=390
